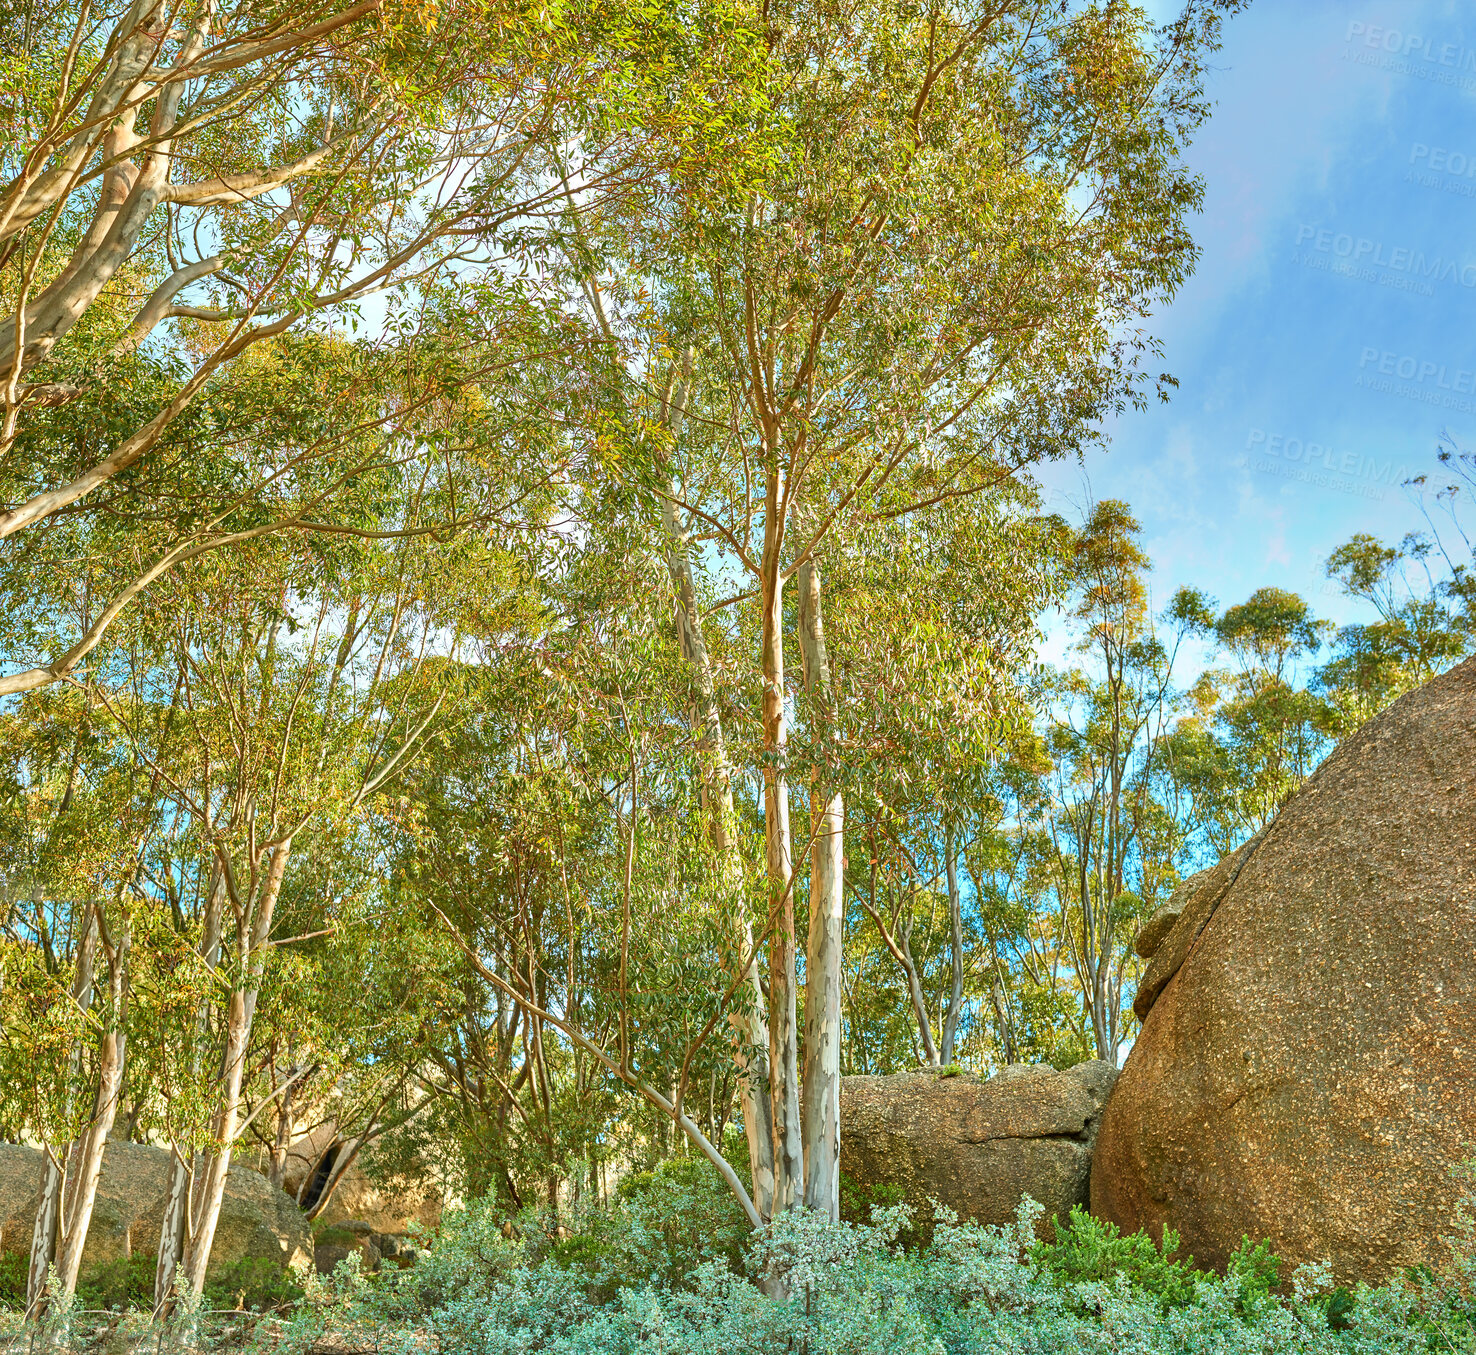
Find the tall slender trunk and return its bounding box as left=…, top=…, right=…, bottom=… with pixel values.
left=26, top=1151, right=64, bottom=1322
left=991, top=976, right=1017, bottom=1064
left=760, top=506, right=803, bottom=1212
left=156, top=868, right=227, bottom=1311
left=26, top=899, right=98, bottom=1320
left=180, top=837, right=292, bottom=1297
left=861, top=888, right=940, bottom=1067
left=53, top=910, right=130, bottom=1296
left=898, top=916, right=941, bottom=1067
left=940, top=826, right=965, bottom=1066
left=306, top=1132, right=367, bottom=1221
left=659, top=490, right=778, bottom=1219
left=797, top=562, right=843, bottom=1221
left=267, top=1065, right=299, bottom=1191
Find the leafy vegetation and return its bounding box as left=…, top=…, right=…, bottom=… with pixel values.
left=1, top=0, right=1475, bottom=1340
left=181, top=1168, right=1473, bottom=1355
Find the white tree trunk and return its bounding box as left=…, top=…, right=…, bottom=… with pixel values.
left=861, top=896, right=940, bottom=1066
left=26, top=899, right=97, bottom=1319
left=156, top=870, right=228, bottom=1311
left=153, top=1150, right=192, bottom=1314
left=54, top=910, right=130, bottom=1296
left=991, top=976, right=1017, bottom=1064
left=899, top=917, right=941, bottom=1067
left=25, top=1150, right=64, bottom=1322
left=180, top=838, right=292, bottom=1298
left=940, top=827, right=965, bottom=1066
left=797, top=563, right=843, bottom=1221
left=660, top=500, right=779, bottom=1217
left=760, top=519, right=803, bottom=1212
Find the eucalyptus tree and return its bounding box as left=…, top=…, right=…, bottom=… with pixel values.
left=0, top=886, right=129, bottom=1321
left=572, top=0, right=1239, bottom=1219
left=1316, top=532, right=1474, bottom=730
left=100, top=523, right=484, bottom=1309
left=388, top=524, right=773, bottom=1220
left=1037, top=501, right=1189, bottom=1061
left=0, top=0, right=759, bottom=696
left=0, top=680, right=175, bottom=1319
left=230, top=819, right=441, bottom=1217
left=809, top=493, right=1066, bottom=1071
left=0, top=216, right=620, bottom=1319
left=77, top=380, right=563, bottom=1307
left=1165, top=583, right=1332, bottom=845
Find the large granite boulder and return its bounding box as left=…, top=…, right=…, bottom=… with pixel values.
left=1093, top=657, right=1476, bottom=1284
left=841, top=1061, right=1118, bottom=1233
left=0, top=1141, right=312, bottom=1274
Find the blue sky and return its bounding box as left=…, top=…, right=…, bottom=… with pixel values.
left=1035, top=0, right=1476, bottom=655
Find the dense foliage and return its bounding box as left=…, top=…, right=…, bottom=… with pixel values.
left=76, top=1160, right=1463, bottom=1354
left=2, top=0, right=1476, bottom=1337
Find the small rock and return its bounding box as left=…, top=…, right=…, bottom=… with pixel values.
left=314, top=1243, right=353, bottom=1276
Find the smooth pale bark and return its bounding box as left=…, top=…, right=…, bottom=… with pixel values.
left=940, top=826, right=965, bottom=1066
left=53, top=912, right=130, bottom=1297
left=898, top=917, right=941, bottom=1067
left=268, top=1087, right=295, bottom=1192
left=179, top=838, right=293, bottom=1298
left=648, top=360, right=779, bottom=1218
left=797, top=562, right=843, bottom=1221
left=991, top=976, right=1017, bottom=1064
left=1, top=4, right=217, bottom=381
left=155, top=870, right=228, bottom=1311
left=26, top=901, right=98, bottom=1319
left=304, top=1135, right=366, bottom=1220
left=760, top=506, right=803, bottom=1212
left=153, top=1151, right=192, bottom=1314
left=25, top=1151, right=64, bottom=1321
left=659, top=486, right=779, bottom=1219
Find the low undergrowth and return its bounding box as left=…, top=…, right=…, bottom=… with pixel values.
left=0, top=1250, right=302, bottom=1316
left=2, top=1157, right=1473, bottom=1353
left=289, top=1155, right=1476, bottom=1355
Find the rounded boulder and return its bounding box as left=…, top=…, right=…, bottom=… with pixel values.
left=1092, top=657, right=1476, bottom=1283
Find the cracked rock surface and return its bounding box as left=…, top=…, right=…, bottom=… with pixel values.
left=1092, top=656, right=1476, bottom=1284
left=839, top=1061, right=1117, bottom=1233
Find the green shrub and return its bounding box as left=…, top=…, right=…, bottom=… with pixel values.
left=335, top=1193, right=1476, bottom=1355
left=1032, top=1205, right=1206, bottom=1311
left=10, top=1163, right=1476, bottom=1355
left=74, top=1252, right=154, bottom=1311
left=838, top=1170, right=907, bottom=1229
left=1033, top=1209, right=1288, bottom=1320
left=0, top=1253, right=26, bottom=1311
left=3, top=1248, right=302, bottom=1316
left=199, top=1256, right=305, bottom=1312
left=1226, top=1234, right=1282, bottom=1317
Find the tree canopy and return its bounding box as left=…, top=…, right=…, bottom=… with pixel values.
left=3, top=0, right=1472, bottom=1331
